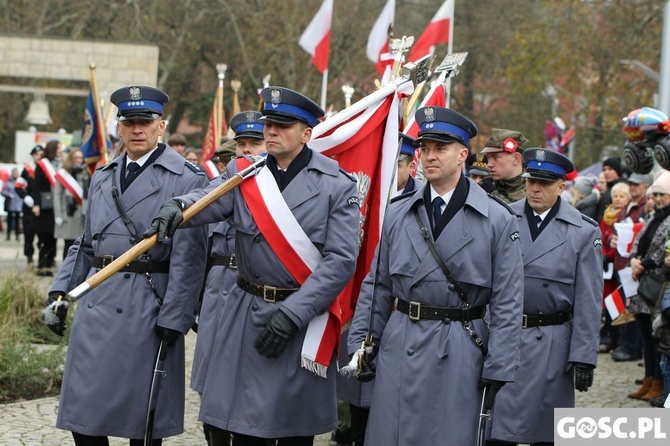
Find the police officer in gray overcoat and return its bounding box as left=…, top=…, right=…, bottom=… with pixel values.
left=190, top=111, right=266, bottom=445
left=348, top=106, right=524, bottom=446
left=44, top=86, right=208, bottom=445
left=488, top=149, right=602, bottom=445
left=144, top=87, right=361, bottom=446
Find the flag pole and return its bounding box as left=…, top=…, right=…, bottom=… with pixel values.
left=320, top=69, right=328, bottom=110
left=445, top=1, right=455, bottom=107
left=216, top=64, right=227, bottom=147
left=89, top=63, right=109, bottom=165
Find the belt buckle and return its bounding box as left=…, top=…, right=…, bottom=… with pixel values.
left=101, top=255, right=114, bottom=268
left=228, top=255, right=237, bottom=269
left=522, top=314, right=528, bottom=329
left=409, top=301, right=421, bottom=321
left=263, top=285, right=277, bottom=303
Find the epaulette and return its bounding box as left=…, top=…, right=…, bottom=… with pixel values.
left=581, top=214, right=598, bottom=227
left=339, top=168, right=357, bottom=182
left=390, top=190, right=416, bottom=203
left=184, top=160, right=205, bottom=175
left=487, top=193, right=515, bottom=215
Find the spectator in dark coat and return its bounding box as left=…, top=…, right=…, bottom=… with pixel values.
left=596, top=156, right=623, bottom=222
left=571, top=176, right=599, bottom=220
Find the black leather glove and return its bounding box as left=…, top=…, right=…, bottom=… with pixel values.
left=156, top=325, right=182, bottom=347
left=42, top=291, right=68, bottom=336
left=565, top=362, right=594, bottom=392
left=254, top=310, right=299, bottom=359
left=356, top=350, right=376, bottom=382
left=478, top=176, right=496, bottom=193
left=142, top=199, right=184, bottom=242
left=479, top=378, right=506, bottom=410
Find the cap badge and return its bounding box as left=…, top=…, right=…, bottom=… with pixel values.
left=424, top=107, right=435, bottom=122
left=270, top=89, right=282, bottom=107
left=245, top=111, right=256, bottom=122
left=503, top=137, right=517, bottom=153
left=535, top=149, right=547, bottom=162
left=129, top=87, right=141, bottom=100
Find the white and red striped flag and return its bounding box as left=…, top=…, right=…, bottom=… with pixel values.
left=299, top=0, right=333, bottom=74
left=367, top=0, right=395, bottom=75
left=604, top=288, right=625, bottom=320
left=614, top=221, right=645, bottom=258
left=302, top=80, right=413, bottom=374
left=408, top=0, right=454, bottom=63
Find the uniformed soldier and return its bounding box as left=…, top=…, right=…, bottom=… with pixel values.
left=347, top=106, right=524, bottom=445
left=488, top=149, right=603, bottom=446
left=191, top=111, right=266, bottom=446
left=43, top=85, right=209, bottom=446
left=393, top=133, right=423, bottom=197
left=482, top=128, right=530, bottom=203
left=143, top=87, right=361, bottom=446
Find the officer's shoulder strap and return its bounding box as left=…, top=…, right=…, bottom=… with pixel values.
left=487, top=193, right=515, bottom=215
left=581, top=214, right=598, bottom=227
left=339, top=168, right=357, bottom=182
left=184, top=160, right=204, bottom=175
left=390, top=190, right=416, bottom=203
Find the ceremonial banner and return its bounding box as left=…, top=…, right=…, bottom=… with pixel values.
left=80, top=89, right=111, bottom=175
left=408, top=0, right=454, bottom=62
left=604, top=287, right=625, bottom=320
left=367, top=0, right=395, bottom=75
left=299, top=0, right=333, bottom=74
left=201, top=95, right=228, bottom=178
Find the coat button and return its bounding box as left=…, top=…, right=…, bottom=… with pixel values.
left=222, top=290, right=228, bottom=296
left=543, top=283, right=549, bottom=288
left=124, top=273, right=131, bottom=279
left=407, top=349, right=415, bottom=356
left=251, top=304, right=258, bottom=311
left=100, top=235, right=105, bottom=241
left=129, top=238, right=135, bottom=244
left=443, top=318, right=451, bottom=325
left=448, top=284, right=455, bottom=291
left=536, top=335, right=543, bottom=340
left=87, top=303, right=93, bottom=308
left=116, top=307, right=123, bottom=313
left=253, top=235, right=262, bottom=243
left=226, top=234, right=232, bottom=240
left=253, top=273, right=260, bottom=279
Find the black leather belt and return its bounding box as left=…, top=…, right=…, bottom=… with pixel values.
left=236, top=275, right=298, bottom=303
left=93, top=256, right=170, bottom=274
left=212, top=254, right=237, bottom=269
left=395, top=298, right=486, bottom=322
left=522, top=312, right=572, bottom=328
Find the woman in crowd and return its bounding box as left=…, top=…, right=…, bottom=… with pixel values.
left=54, top=149, right=89, bottom=259
left=571, top=175, right=599, bottom=220
left=30, top=140, right=60, bottom=276
left=2, top=168, right=24, bottom=241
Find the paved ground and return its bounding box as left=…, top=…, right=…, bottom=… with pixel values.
left=0, top=236, right=656, bottom=445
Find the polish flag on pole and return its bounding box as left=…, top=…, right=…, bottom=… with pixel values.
left=614, top=221, right=645, bottom=258
left=367, top=0, right=395, bottom=75
left=604, top=288, right=625, bottom=320
left=299, top=0, right=333, bottom=74
left=408, top=0, right=454, bottom=63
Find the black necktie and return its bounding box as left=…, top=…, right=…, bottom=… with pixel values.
left=432, top=197, right=445, bottom=227
left=126, top=162, right=140, bottom=178
left=535, top=215, right=542, bottom=227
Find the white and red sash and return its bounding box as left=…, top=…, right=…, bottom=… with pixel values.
left=14, top=177, right=28, bottom=190
left=238, top=157, right=339, bottom=378
left=24, top=163, right=35, bottom=179
left=37, top=158, right=57, bottom=188
left=55, top=169, right=84, bottom=205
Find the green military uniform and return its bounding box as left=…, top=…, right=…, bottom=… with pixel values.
left=482, top=128, right=529, bottom=204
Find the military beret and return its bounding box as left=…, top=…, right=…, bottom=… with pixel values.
left=260, top=86, right=324, bottom=128
left=110, top=86, right=169, bottom=121
left=231, top=111, right=265, bottom=140
left=481, top=128, right=529, bottom=154
left=399, top=133, right=416, bottom=160
left=522, top=148, right=575, bottom=181
left=413, top=106, right=478, bottom=147
left=466, top=152, right=490, bottom=177
left=30, top=144, right=44, bottom=155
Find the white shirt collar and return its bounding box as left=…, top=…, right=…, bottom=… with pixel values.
left=126, top=147, right=158, bottom=167
left=429, top=185, right=455, bottom=211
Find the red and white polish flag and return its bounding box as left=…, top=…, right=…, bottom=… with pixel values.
left=203, top=160, right=219, bottom=180
left=604, top=288, right=625, bottom=320
left=408, top=0, right=454, bottom=63
left=299, top=0, right=333, bottom=74
left=367, top=0, right=395, bottom=75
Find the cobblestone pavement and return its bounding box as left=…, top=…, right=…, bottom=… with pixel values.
left=0, top=237, right=656, bottom=445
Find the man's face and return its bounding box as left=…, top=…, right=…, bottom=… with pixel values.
left=171, top=143, right=186, bottom=155
left=263, top=121, right=310, bottom=166
left=486, top=151, right=520, bottom=180
left=420, top=140, right=467, bottom=186
left=396, top=157, right=414, bottom=191
left=629, top=182, right=648, bottom=201
left=526, top=178, right=565, bottom=214
left=118, top=118, right=166, bottom=160
left=236, top=137, right=266, bottom=156
left=602, top=165, right=619, bottom=182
